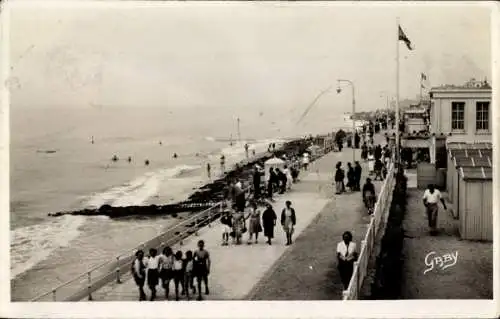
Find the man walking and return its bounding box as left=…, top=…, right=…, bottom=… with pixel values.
left=422, top=184, right=447, bottom=235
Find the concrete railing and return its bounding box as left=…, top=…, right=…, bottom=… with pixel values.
left=31, top=141, right=335, bottom=302
left=342, top=159, right=396, bottom=300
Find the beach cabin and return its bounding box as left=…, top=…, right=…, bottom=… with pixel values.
left=264, top=157, right=286, bottom=182
left=457, top=166, right=493, bottom=241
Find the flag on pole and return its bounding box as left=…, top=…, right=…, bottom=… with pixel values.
left=398, top=25, right=413, bottom=50
left=421, top=73, right=427, bottom=81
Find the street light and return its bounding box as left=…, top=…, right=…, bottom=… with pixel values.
left=336, top=79, right=356, bottom=163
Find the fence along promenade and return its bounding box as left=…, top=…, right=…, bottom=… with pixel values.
left=30, top=140, right=334, bottom=302
left=342, top=157, right=396, bottom=300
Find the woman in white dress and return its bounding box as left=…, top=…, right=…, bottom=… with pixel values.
left=284, top=165, right=293, bottom=190
left=367, top=151, right=375, bottom=175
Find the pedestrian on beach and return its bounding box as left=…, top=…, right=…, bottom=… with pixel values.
left=276, top=168, right=287, bottom=194
left=206, top=163, right=211, bottom=180
left=183, top=250, right=196, bottom=300
left=159, top=246, right=174, bottom=300
left=422, top=184, right=447, bottom=235
left=281, top=200, right=296, bottom=246
left=337, top=231, right=358, bottom=290
left=131, top=249, right=147, bottom=301
left=220, top=154, right=226, bottom=174
left=354, top=161, right=362, bottom=191
left=171, top=251, right=184, bottom=301
left=220, top=211, right=232, bottom=246
left=244, top=143, right=249, bottom=158
left=346, top=162, right=355, bottom=192
left=247, top=202, right=262, bottom=244
left=231, top=207, right=246, bottom=245
left=146, top=248, right=161, bottom=301
left=362, top=178, right=376, bottom=215
left=262, top=202, right=277, bottom=245
left=193, top=240, right=211, bottom=300
left=334, top=162, right=345, bottom=195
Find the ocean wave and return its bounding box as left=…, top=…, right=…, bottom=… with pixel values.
left=10, top=215, right=85, bottom=279
left=84, top=164, right=201, bottom=208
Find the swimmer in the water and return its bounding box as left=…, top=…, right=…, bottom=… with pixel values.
left=159, top=141, right=162, bottom=145
left=173, top=153, right=178, bottom=159
left=145, top=159, right=150, bottom=166
left=127, top=156, right=132, bottom=163
left=112, top=155, right=119, bottom=162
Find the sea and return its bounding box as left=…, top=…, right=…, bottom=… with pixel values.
left=9, top=105, right=346, bottom=300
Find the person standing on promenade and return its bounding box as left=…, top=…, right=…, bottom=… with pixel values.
left=247, top=202, right=263, bottom=244
left=302, top=152, right=310, bottom=171
left=231, top=206, right=245, bottom=245
left=334, top=162, right=345, bottom=195
left=337, top=231, right=358, bottom=290
left=367, top=150, right=375, bottom=175
left=361, top=142, right=368, bottom=161
left=193, top=240, right=211, bottom=300
left=159, top=246, right=174, bottom=300
left=354, top=161, right=362, bottom=191
left=220, top=211, right=232, bottom=246
left=183, top=250, right=196, bottom=300
left=281, top=200, right=296, bottom=246
left=362, top=178, right=376, bottom=215
left=146, top=248, right=161, bottom=301
left=267, top=168, right=275, bottom=200
left=284, top=165, right=293, bottom=191
left=252, top=166, right=261, bottom=200
left=262, top=202, right=277, bottom=245
left=131, top=249, right=147, bottom=301
left=245, top=143, right=249, bottom=158
left=172, top=251, right=184, bottom=301
left=422, top=184, right=447, bottom=235
left=346, top=162, right=355, bottom=192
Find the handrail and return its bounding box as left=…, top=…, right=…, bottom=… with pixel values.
left=31, top=140, right=336, bottom=302
left=342, top=152, right=396, bottom=300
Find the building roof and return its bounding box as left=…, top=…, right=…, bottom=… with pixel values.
left=447, top=142, right=492, bottom=150
left=431, top=78, right=492, bottom=91
left=459, top=167, right=492, bottom=181
left=453, top=155, right=492, bottom=168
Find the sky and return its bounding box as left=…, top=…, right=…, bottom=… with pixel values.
left=7, top=1, right=493, bottom=113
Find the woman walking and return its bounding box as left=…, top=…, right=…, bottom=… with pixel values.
left=334, top=162, right=345, bottom=195
left=183, top=250, right=196, bottom=300
left=146, top=248, right=161, bottom=301
left=131, top=249, right=147, bottom=301
left=262, top=202, right=277, bottom=245
left=281, top=200, right=296, bottom=245
left=247, top=202, right=262, bottom=244
left=159, top=246, right=174, bottom=299
left=337, top=231, right=358, bottom=290
left=346, top=162, right=355, bottom=192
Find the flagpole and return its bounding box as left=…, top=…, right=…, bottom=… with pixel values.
left=396, top=17, right=400, bottom=166
left=419, top=76, right=423, bottom=104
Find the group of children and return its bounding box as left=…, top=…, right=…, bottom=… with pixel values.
left=131, top=240, right=210, bottom=301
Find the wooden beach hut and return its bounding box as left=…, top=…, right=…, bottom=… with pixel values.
left=457, top=166, right=493, bottom=241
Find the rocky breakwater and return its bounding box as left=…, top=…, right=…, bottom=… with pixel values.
left=48, top=136, right=323, bottom=219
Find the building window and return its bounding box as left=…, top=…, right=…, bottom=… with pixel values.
left=451, top=102, right=465, bottom=131
left=476, top=102, right=489, bottom=131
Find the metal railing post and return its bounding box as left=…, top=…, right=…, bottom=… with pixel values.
left=87, top=272, right=93, bottom=300
left=116, top=256, right=121, bottom=284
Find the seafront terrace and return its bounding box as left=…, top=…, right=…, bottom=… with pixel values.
left=92, top=133, right=391, bottom=301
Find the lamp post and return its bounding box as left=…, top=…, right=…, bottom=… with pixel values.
left=336, top=79, right=356, bottom=163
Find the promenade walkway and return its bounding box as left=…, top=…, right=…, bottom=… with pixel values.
left=400, top=173, right=493, bottom=299
left=94, top=133, right=387, bottom=301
